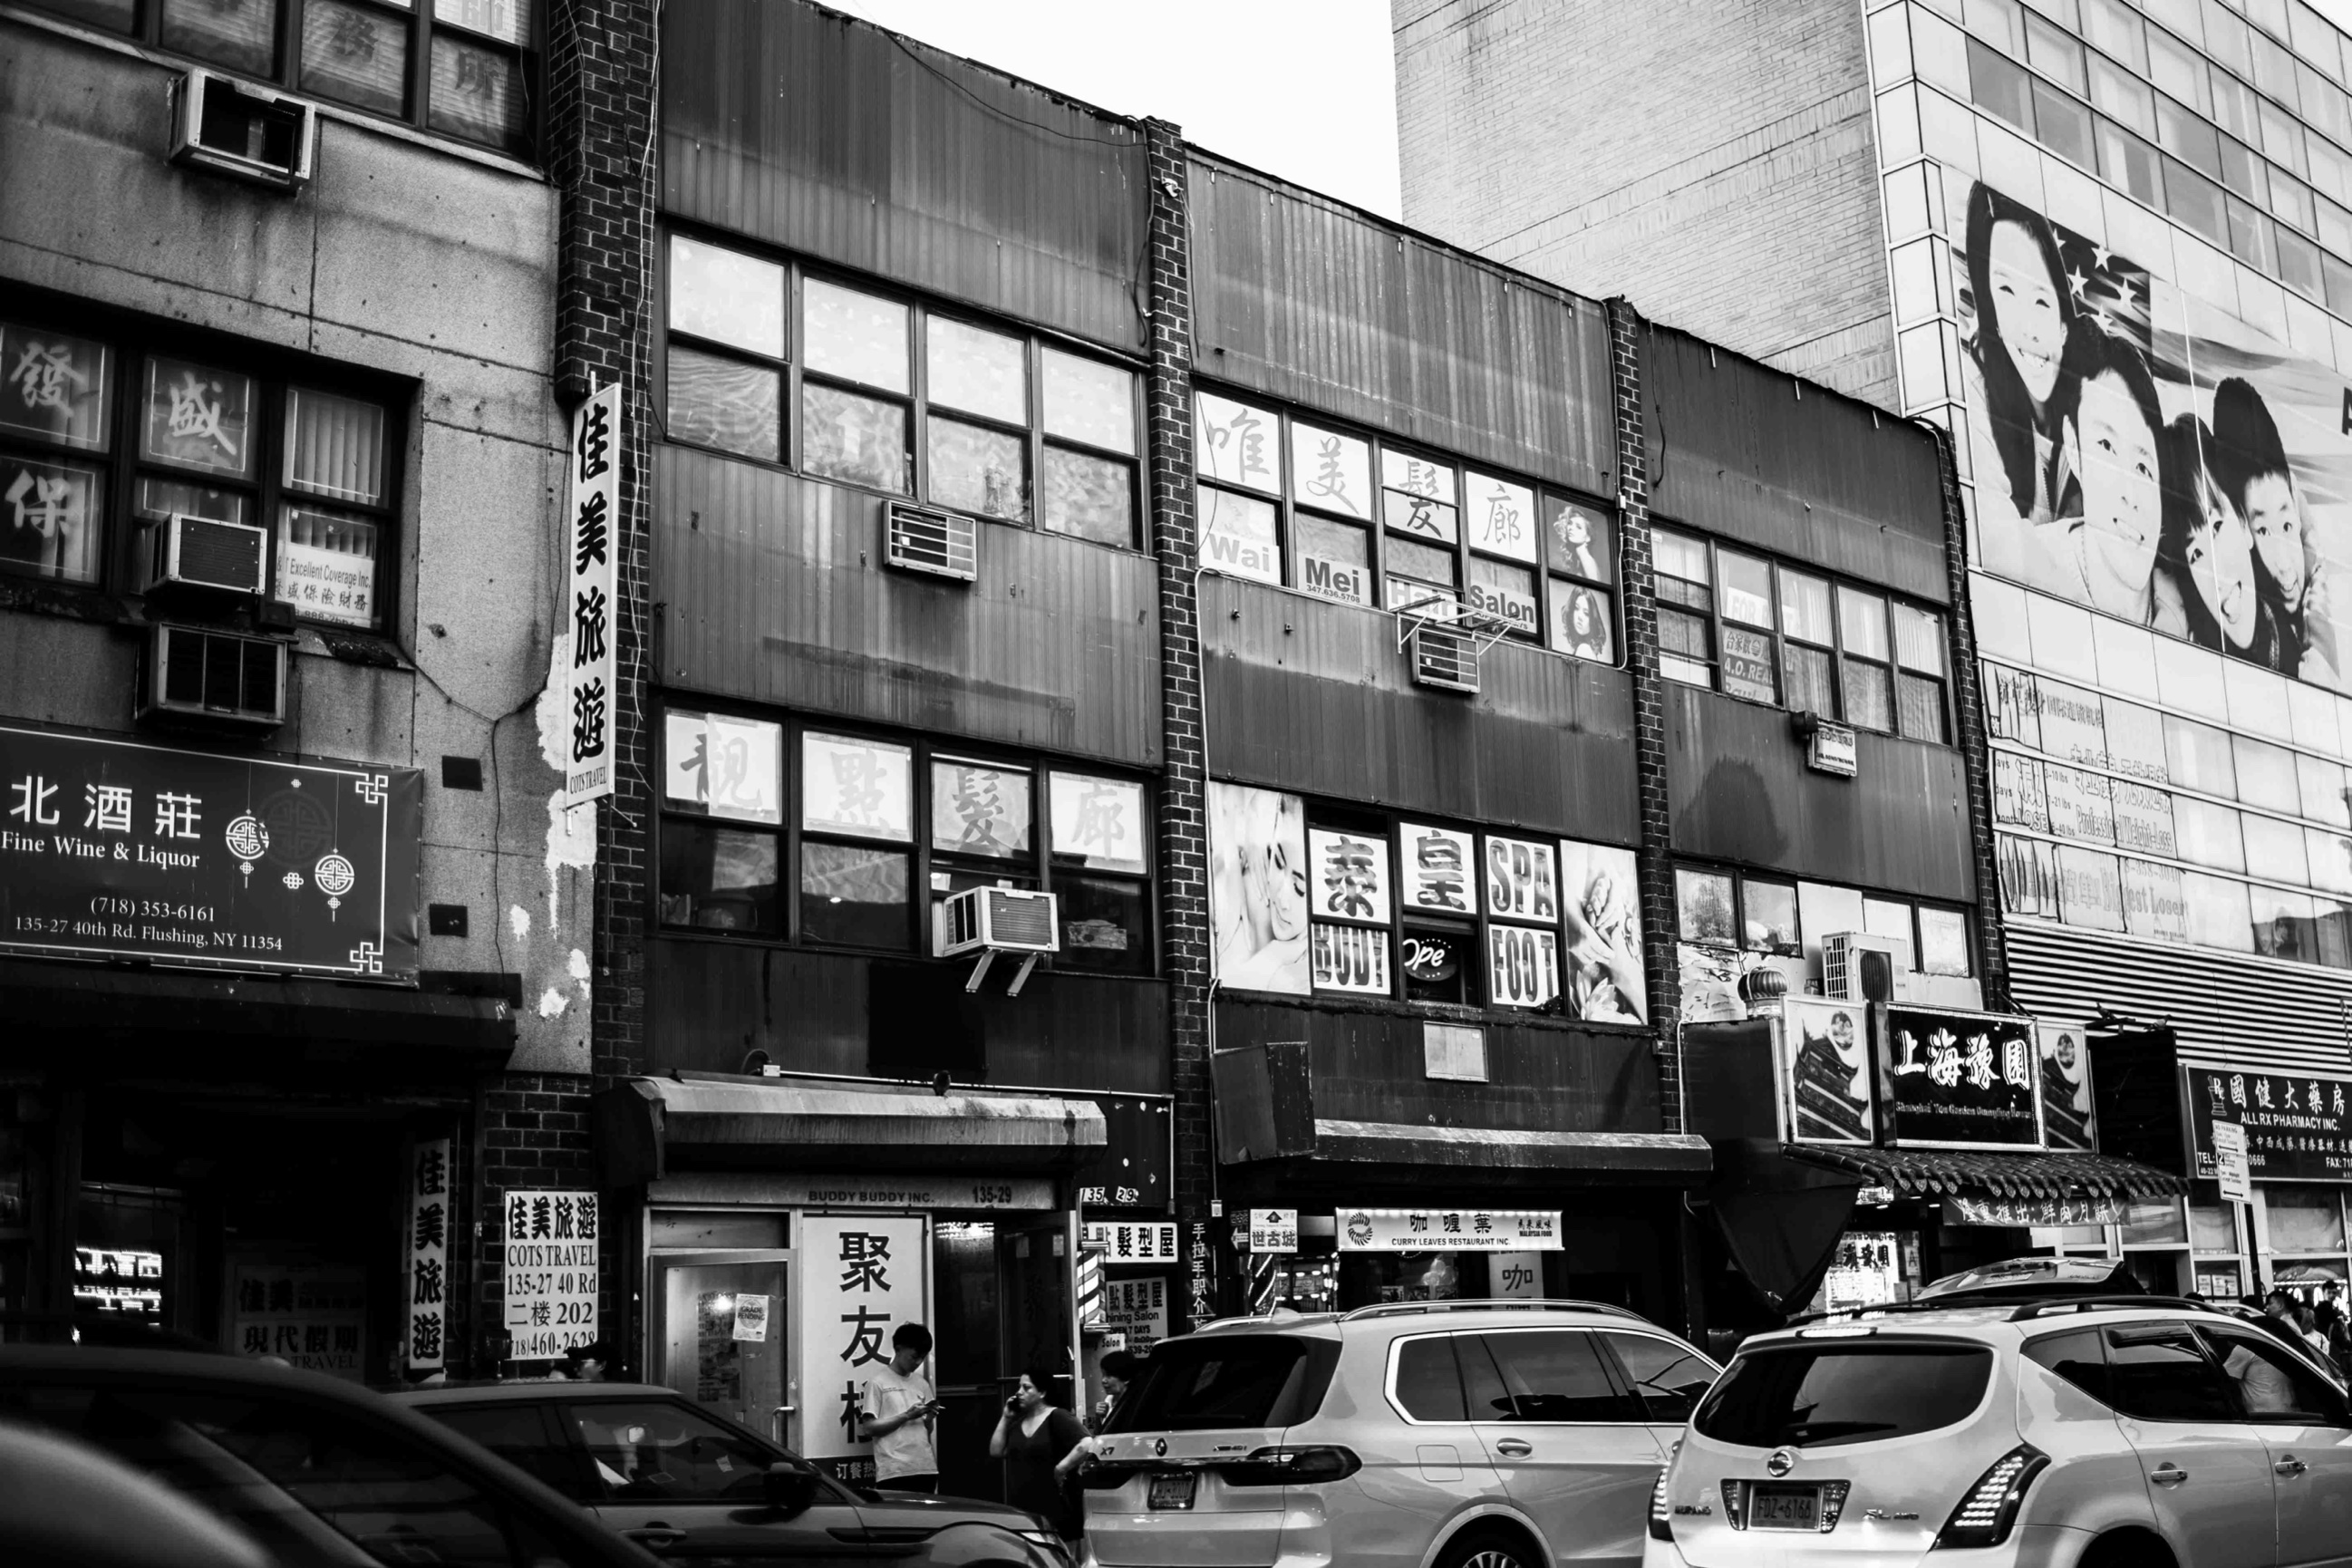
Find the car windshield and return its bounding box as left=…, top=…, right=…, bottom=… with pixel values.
left=567, top=1399, right=799, bottom=1503
left=1694, top=1342, right=1993, bottom=1449
left=1105, top=1334, right=1338, bottom=1433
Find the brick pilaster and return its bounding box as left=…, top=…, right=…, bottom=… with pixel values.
left=547, top=0, right=657, bottom=1370
left=470, top=1073, right=598, bottom=1370
left=1923, top=423, right=2011, bottom=1008
left=1604, top=300, right=1683, bottom=1132
left=1141, top=121, right=1215, bottom=1327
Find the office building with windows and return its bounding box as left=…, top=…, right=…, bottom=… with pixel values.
left=1399, top=0, right=2352, bottom=1299
left=0, top=0, right=586, bottom=1375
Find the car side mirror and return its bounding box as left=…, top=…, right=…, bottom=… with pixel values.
left=763, top=1463, right=820, bottom=1515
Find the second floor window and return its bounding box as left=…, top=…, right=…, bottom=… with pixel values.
left=662, top=235, right=1143, bottom=549
left=658, top=708, right=1154, bottom=974
left=0, top=314, right=399, bottom=632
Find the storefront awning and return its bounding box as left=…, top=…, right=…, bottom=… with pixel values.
left=1301, top=1119, right=1712, bottom=1176
left=1782, top=1145, right=2188, bottom=1202
left=596, top=1073, right=1108, bottom=1187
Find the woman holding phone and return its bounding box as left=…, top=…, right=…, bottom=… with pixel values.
left=990, top=1365, right=1092, bottom=1543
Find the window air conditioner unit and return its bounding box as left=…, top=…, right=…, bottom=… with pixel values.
left=1822, top=931, right=1902, bottom=1004
left=143, top=624, right=287, bottom=730
left=885, top=501, right=977, bottom=582
left=170, top=69, right=316, bottom=192
left=1409, top=623, right=1480, bottom=694
left=943, top=886, right=1060, bottom=956
left=137, top=513, right=270, bottom=599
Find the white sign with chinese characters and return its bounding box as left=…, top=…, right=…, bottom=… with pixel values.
left=1098, top=1277, right=1170, bottom=1350
left=1491, top=1251, right=1544, bottom=1298
left=1082, top=1221, right=1181, bottom=1264
left=563, top=382, right=621, bottom=811
left=233, top=1263, right=366, bottom=1381
left=1244, top=1209, right=1298, bottom=1253
left=1336, top=1209, right=1563, bottom=1252
left=799, top=1215, right=928, bottom=1463
left=404, top=1137, right=452, bottom=1371
left=2213, top=1120, right=2252, bottom=1204
left=503, top=1190, right=599, bottom=1361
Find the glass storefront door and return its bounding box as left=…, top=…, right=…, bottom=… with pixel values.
left=651, top=1252, right=792, bottom=1446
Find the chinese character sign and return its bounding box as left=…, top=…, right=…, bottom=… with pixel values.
left=562, top=382, right=621, bottom=811
left=2185, top=1067, right=2352, bottom=1183
left=1336, top=1210, right=1563, bottom=1253
left=797, top=1215, right=926, bottom=1462
left=1098, top=1278, right=1170, bottom=1350
left=236, top=1263, right=367, bottom=1381
left=1882, top=1006, right=2044, bottom=1149
left=405, top=1137, right=452, bottom=1372
left=0, top=722, right=421, bottom=980
left=503, top=1189, right=599, bottom=1360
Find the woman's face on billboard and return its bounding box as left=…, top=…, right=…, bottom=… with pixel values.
left=2185, top=469, right=2258, bottom=649
left=1989, top=219, right=2065, bottom=405
left=2072, top=368, right=2161, bottom=606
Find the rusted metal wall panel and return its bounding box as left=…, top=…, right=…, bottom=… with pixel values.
left=1189, top=155, right=1613, bottom=498
left=1201, top=576, right=1638, bottom=841
left=1665, top=684, right=1973, bottom=900
left=1645, top=326, right=1949, bottom=604
left=656, top=445, right=1161, bottom=766
left=662, top=0, right=1149, bottom=352
left=651, top=941, right=1171, bottom=1095
left=1213, top=998, right=1663, bottom=1135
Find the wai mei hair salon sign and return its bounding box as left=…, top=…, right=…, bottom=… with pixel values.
left=0, top=722, right=421, bottom=980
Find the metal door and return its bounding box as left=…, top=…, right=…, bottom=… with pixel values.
left=1465, top=1328, right=1664, bottom=1568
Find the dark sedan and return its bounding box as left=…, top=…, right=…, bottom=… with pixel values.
left=392, top=1381, right=1072, bottom=1568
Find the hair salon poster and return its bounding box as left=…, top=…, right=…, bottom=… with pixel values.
left=1960, top=179, right=2352, bottom=690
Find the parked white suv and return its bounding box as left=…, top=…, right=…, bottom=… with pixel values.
left=1084, top=1299, right=1719, bottom=1568
left=1650, top=1296, right=2352, bottom=1568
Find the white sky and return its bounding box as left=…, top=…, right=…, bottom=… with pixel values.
left=823, top=0, right=1404, bottom=218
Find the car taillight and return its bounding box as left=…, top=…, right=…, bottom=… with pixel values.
left=1721, top=1477, right=1748, bottom=1531
left=1648, top=1466, right=1673, bottom=1542
left=1932, top=1445, right=2047, bottom=1550
left=1218, top=1446, right=1361, bottom=1486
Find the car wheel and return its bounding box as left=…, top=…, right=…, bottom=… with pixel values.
left=2078, top=1529, right=2177, bottom=1568
left=1436, top=1525, right=1539, bottom=1568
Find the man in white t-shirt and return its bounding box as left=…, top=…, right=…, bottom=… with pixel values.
left=858, top=1321, right=941, bottom=1492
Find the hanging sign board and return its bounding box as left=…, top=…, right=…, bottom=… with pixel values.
left=2185, top=1067, right=2352, bottom=1183
left=2212, top=1121, right=2252, bottom=1203
left=1335, top=1209, right=1563, bottom=1252
left=798, top=1215, right=928, bottom=1466
left=1877, top=1005, right=2044, bottom=1150
left=403, top=1137, right=452, bottom=1371
left=562, top=382, right=621, bottom=810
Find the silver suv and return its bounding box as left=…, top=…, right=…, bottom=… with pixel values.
left=1650, top=1296, right=2352, bottom=1568
left=1083, top=1300, right=1720, bottom=1568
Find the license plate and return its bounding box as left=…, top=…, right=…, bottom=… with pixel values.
left=1148, top=1472, right=1197, bottom=1511
left=1749, top=1484, right=1818, bottom=1531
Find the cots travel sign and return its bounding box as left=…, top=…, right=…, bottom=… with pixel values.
left=1337, top=1209, right=1562, bottom=1252
left=503, top=1190, right=599, bottom=1360
left=0, top=723, right=421, bottom=980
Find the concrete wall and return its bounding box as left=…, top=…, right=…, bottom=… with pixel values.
left=0, top=17, right=588, bottom=1071
left=1392, top=0, right=1900, bottom=409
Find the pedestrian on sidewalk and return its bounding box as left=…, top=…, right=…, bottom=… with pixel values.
left=859, top=1323, right=944, bottom=1494
left=991, top=1365, right=1091, bottom=1544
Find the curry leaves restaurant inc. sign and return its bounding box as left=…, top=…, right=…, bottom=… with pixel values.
left=0, top=724, right=421, bottom=979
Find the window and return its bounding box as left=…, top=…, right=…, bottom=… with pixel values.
left=1601, top=1331, right=1718, bottom=1423
left=1676, top=865, right=1970, bottom=976
left=1676, top=867, right=1737, bottom=946
left=1476, top=1331, right=1643, bottom=1423
left=2102, top=1323, right=2241, bottom=1421
left=1195, top=390, right=1616, bottom=661
left=426, top=1403, right=588, bottom=1499
left=2024, top=1328, right=2111, bottom=1404
left=1392, top=1337, right=1470, bottom=1423
left=663, top=237, right=1140, bottom=547
left=1651, top=529, right=1946, bottom=737
left=568, top=1399, right=809, bottom=1503
left=1693, top=1344, right=1996, bottom=1448
left=2197, top=1325, right=2348, bottom=1422
left=29, top=0, right=537, bottom=155
left=658, top=709, right=1152, bottom=971
left=0, top=315, right=399, bottom=630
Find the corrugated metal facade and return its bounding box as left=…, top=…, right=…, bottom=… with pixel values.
left=1188, top=155, right=1613, bottom=498
left=2005, top=923, right=2352, bottom=1078
left=1202, top=575, right=1639, bottom=841
left=1666, top=684, right=1974, bottom=900
left=656, top=446, right=1162, bottom=766
left=1645, top=325, right=1949, bottom=605
left=661, top=0, right=1149, bottom=353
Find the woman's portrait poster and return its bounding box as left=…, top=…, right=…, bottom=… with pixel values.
left=1208, top=782, right=1309, bottom=994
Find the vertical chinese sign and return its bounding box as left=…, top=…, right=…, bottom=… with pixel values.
left=564, top=382, right=621, bottom=811
left=403, top=1137, right=451, bottom=1375
left=504, top=1189, right=600, bottom=1360
left=797, top=1215, right=926, bottom=1480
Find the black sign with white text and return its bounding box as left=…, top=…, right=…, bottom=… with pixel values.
left=1877, top=1005, right=2044, bottom=1149
left=0, top=723, right=420, bottom=980
left=2185, top=1067, right=2352, bottom=1183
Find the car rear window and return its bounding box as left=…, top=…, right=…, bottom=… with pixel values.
left=1694, top=1342, right=1993, bottom=1449
left=1106, top=1334, right=1339, bottom=1433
